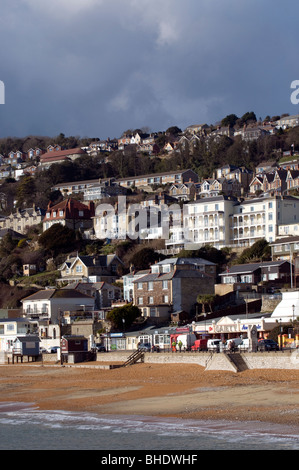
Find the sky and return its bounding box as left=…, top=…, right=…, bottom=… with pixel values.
left=0, top=0, right=299, bottom=140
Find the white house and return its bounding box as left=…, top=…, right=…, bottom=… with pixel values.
left=0, top=318, right=37, bottom=353
left=122, top=270, right=150, bottom=302
left=171, top=195, right=236, bottom=250
left=166, top=194, right=299, bottom=252
left=21, top=288, right=95, bottom=324
left=232, top=195, right=299, bottom=246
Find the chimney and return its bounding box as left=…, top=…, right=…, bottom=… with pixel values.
left=88, top=201, right=95, bottom=216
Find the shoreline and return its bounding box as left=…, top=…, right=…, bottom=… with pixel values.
left=1, top=362, right=299, bottom=431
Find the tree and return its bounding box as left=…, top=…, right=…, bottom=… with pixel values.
left=221, top=114, right=238, bottom=128
left=129, top=247, right=164, bottom=270
left=38, top=224, right=77, bottom=257
left=238, top=111, right=257, bottom=126
left=178, top=245, right=227, bottom=266
left=235, top=239, right=271, bottom=264
left=166, top=126, right=182, bottom=136
left=196, top=294, right=216, bottom=314
left=16, top=176, right=36, bottom=208
left=106, top=303, right=141, bottom=330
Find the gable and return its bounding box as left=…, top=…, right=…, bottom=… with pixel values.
left=216, top=316, right=234, bottom=325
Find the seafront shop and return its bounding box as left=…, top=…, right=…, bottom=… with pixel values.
left=102, top=316, right=281, bottom=351
left=192, top=314, right=278, bottom=341
left=103, top=326, right=186, bottom=351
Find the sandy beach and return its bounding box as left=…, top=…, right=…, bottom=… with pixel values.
left=0, top=362, right=299, bottom=429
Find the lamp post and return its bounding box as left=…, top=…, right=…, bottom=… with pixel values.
left=59, top=309, right=63, bottom=365
left=122, top=318, right=125, bottom=351
left=292, top=304, right=295, bottom=323
left=279, top=318, right=283, bottom=351
left=290, top=247, right=293, bottom=289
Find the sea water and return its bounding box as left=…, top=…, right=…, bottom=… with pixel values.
left=0, top=402, right=298, bottom=451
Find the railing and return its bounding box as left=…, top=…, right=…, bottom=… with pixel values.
left=23, top=309, right=49, bottom=317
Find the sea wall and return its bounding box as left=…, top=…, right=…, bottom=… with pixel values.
left=2, top=350, right=299, bottom=371
left=94, top=350, right=299, bottom=371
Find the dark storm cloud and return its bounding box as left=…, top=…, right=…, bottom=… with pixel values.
left=0, top=0, right=299, bottom=139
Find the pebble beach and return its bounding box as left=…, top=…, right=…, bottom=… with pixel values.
left=1, top=362, right=299, bottom=430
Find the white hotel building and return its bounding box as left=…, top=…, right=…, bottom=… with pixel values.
left=232, top=195, right=299, bottom=247
left=165, top=195, right=299, bottom=251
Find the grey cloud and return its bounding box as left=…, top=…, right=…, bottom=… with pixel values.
left=1, top=0, right=299, bottom=139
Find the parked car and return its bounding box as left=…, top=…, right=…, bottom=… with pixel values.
left=237, top=338, right=250, bottom=350
left=95, top=344, right=106, bottom=352
left=191, top=339, right=208, bottom=351
left=49, top=346, right=60, bottom=354
left=257, top=339, right=279, bottom=351
left=138, top=342, right=151, bottom=352
left=207, top=339, right=222, bottom=350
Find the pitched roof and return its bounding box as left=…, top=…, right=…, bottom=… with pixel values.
left=132, top=269, right=211, bottom=283
left=40, top=148, right=86, bottom=161
left=15, top=335, right=40, bottom=343
left=156, top=257, right=216, bottom=266
left=59, top=253, right=122, bottom=271
left=21, top=288, right=94, bottom=302
left=116, top=169, right=197, bottom=182
left=220, top=260, right=290, bottom=275
left=270, top=235, right=299, bottom=245
left=45, top=198, right=95, bottom=220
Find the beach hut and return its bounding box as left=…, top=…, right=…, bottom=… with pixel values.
left=12, top=335, right=40, bottom=362
left=61, top=335, right=93, bottom=363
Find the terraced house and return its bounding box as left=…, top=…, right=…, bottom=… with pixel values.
left=0, top=204, right=45, bottom=234
left=58, top=254, right=123, bottom=284
left=116, top=169, right=198, bottom=189
left=132, top=258, right=215, bottom=323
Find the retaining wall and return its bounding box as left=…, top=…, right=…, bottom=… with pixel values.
left=2, top=350, right=299, bottom=371
left=94, top=350, right=299, bottom=371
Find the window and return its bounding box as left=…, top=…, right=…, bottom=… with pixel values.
left=76, top=265, right=83, bottom=273
left=148, top=281, right=153, bottom=290
left=162, top=265, right=171, bottom=273
left=148, top=296, right=154, bottom=304
left=137, top=282, right=143, bottom=290
left=138, top=297, right=143, bottom=305
left=162, top=280, right=168, bottom=289
left=150, top=307, right=156, bottom=316
left=163, top=295, right=169, bottom=303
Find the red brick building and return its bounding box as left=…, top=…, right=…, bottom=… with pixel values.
left=43, top=198, right=95, bottom=232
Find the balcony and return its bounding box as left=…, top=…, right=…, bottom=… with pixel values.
left=23, top=309, right=50, bottom=320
